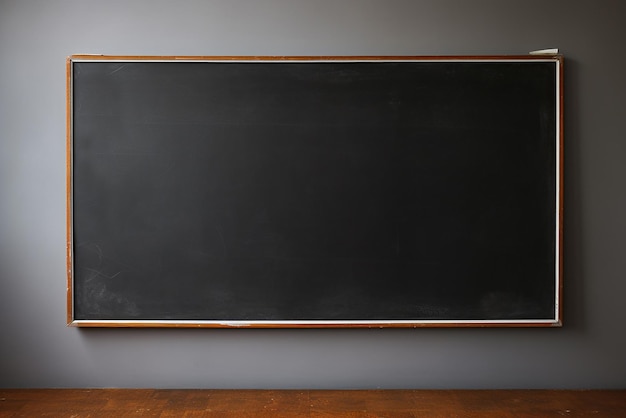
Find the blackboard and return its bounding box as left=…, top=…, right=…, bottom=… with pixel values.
left=67, top=55, right=563, bottom=327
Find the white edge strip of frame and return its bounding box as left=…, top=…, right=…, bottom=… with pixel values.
left=555, top=59, right=563, bottom=323
left=71, top=319, right=561, bottom=327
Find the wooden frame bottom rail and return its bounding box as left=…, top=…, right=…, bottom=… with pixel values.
left=1, top=389, right=625, bottom=417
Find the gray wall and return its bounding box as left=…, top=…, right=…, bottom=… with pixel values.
left=1, top=0, right=625, bottom=389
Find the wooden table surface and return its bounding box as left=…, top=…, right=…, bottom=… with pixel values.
left=1, top=389, right=625, bottom=417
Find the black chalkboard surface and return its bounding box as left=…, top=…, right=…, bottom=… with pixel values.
left=67, top=55, right=563, bottom=327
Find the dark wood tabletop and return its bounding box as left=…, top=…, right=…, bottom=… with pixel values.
left=1, top=389, right=624, bottom=417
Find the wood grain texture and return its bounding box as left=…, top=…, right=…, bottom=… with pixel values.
left=1, top=389, right=623, bottom=417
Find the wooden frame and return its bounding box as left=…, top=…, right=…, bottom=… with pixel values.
left=67, top=55, right=563, bottom=328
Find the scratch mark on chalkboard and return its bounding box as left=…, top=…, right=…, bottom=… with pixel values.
left=77, top=242, right=104, bottom=265
left=83, top=267, right=124, bottom=281
left=77, top=242, right=137, bottom=271
left=92, top=243, right=104, bottom=264
left=96, top=152, right=160, bottom=156
left=108, top=64, right=127, bottom=76
left=214, top=225, right=228, bottom=257
left=83, top=281, right=140, bottom=317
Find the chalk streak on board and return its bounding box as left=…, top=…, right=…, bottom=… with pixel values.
left=107, top=64, right=128, bottom=76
